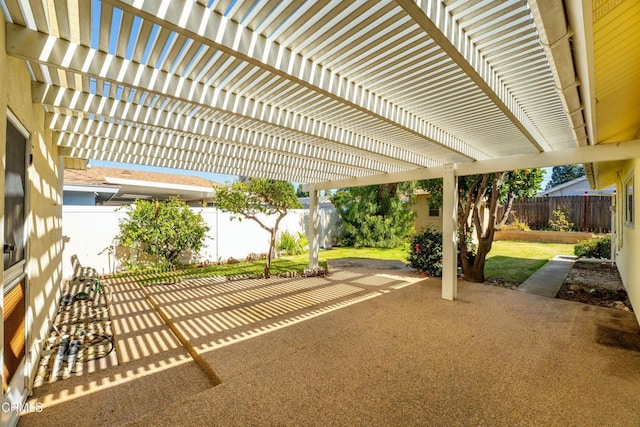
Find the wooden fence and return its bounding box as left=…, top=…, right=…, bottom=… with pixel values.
left=500, top=195, right=612, bottom=232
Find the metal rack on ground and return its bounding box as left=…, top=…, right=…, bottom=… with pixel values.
left=34, top=269, right=115, bottom=386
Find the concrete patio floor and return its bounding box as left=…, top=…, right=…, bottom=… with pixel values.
left=19, top=263, right=640, bottom=426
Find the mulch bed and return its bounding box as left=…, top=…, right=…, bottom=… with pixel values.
left=556, top=261, right=632, bottom=312
left=484, top=260, right=632, bottom=312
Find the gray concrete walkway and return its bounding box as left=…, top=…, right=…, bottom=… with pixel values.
left=19, top=264, right=640, bottom=426
left=517, top=255, right=577, bottom=297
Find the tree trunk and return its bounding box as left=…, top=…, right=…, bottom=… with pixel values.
left=463, top=236, right=492, bottom=282
left=265, top=229, right=276, bottom=278
left=462, top=258, right=484, bottom=282
left=458, top=173, right=503, bottom=283
left=264, top=215, right=284, bottom=279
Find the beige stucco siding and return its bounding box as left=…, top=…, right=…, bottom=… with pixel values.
left=413, top=194, right=442, bottom=233
left=1, top=14, right=64, bottom=389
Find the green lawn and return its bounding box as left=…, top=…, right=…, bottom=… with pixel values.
left=123, top=245, right=409, bottom=285
left=484, top=241, right=575, bottom=284
left=113, top=241, right=573, bottom=286
left=288, top=241, right=575, bottom=284
left=288, top=244, right=409, bottom=264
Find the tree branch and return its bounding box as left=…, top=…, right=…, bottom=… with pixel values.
left=243, top=213, right=273, bottom=233
left=496, top=192, right=515, bottom=229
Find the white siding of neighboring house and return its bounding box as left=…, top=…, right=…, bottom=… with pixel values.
left=540, top=176, right=615, bottom=197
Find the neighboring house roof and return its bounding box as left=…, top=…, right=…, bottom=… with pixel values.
left=64, top=166, right=222, bottom=204
left=539, top=176, right=615, bottom=197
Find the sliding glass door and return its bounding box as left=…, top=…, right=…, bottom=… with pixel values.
left=3, top=112, right=29, bottom=408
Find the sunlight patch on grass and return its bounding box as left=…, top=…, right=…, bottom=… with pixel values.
left=109, top=241, right=574, bottom=286
left=111, top=246, right=409, bottom=286
left=485, top=241, right=575, bottom=284
left=283, top=244, right=409, bottom=265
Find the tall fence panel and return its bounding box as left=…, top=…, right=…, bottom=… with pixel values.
left=503, top=195, right=612, bottom=232
left=62, top=206, right=340, bottom=279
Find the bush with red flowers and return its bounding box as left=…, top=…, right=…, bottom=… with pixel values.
left=408, top=228, right=443, bottom=277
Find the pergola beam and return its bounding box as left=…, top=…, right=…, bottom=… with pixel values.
left=37, top=82, right=422, bottom=172
left=52, top=128, right=354, bottom=183
left=395, top=0, right=552, bottom=153
left=305, top=139, right=640, bottom=190
left=57, top=139, right=337, bottom=183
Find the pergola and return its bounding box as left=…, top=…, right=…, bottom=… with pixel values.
left=4, top=0, right=640, bottom=299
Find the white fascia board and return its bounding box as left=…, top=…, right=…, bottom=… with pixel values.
left=306, top=139, right=640, bottom=191
left=63, top=184, right=120, bottom=194
left=564, top=0, right=597, bottom=146
left=103, top=176, right=214, bottom=194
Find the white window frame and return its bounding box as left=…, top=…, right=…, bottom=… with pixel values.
left=624, top=173, right=634, bottom=226
left=427, top=203, right=440, bottom=218
left=2, top=109, right=31, bottom=427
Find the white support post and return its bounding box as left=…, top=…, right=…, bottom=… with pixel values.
left=442, top=164, right=458, bottom=300
left=308, top=187, right=320, bottom=269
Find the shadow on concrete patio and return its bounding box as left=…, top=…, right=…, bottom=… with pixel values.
left=19, top=263, right=640, bottom=426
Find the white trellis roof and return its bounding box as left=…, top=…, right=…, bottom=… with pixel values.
left=0, top=0, right=614, bottom=185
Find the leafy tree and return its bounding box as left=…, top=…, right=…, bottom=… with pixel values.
left=117, top=198, right=209, bottom=268
left=330, top=182, right=416, bottom=248
left=545, top=165, right=584, bottom=190
left=213, top=178, right=301, bottom=278
left=420, top=169, right=543, bottom=282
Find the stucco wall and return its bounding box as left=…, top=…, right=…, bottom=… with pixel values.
left=413, top=194, right=442, bottom=232
left=1, top=15, right=64, bottom=406
left=613, top=159, right=640, bottom=324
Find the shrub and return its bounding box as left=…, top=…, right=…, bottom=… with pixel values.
left=276, top=230, right=308, bottom=255
left=408, top=228, right=443, bottom=277
left=331, top=184, right=415, bottom=249
left=117, top=198, right=209, bottom=268
left=548, top=207, right=574, bottom=231
left=574, top=236, right=611, bottom=259
left=501, top=218, right=530, bottom=231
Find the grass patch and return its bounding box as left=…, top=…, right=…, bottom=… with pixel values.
left=109, top=245, right=409, bottom=286
left=108, top=241, right=571, bottom=286
left=285, top=244, right=409, bottom=265
left=126, top=258, right=321, bottom=286
left=485, top=241, right=574, bottom=284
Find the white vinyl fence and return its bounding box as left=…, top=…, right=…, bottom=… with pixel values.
left=61, top=205, right=340, bottom=279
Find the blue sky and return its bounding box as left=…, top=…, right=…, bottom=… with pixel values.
left=540, top=167, right=551, bottom=189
